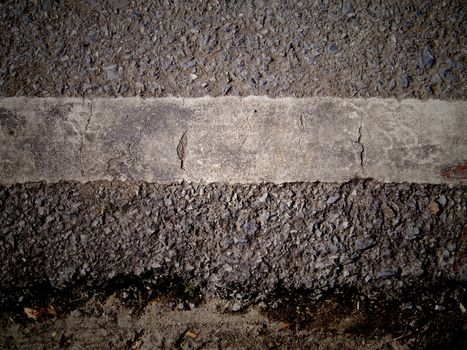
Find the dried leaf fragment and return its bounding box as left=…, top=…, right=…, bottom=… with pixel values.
left=428, top=200, right=440, bottom=215
left=24, top=307, right=41, bottom=320
left=24, top=304, right=57, bottom=320
left=47, top=304, right=57, bottom=317
left=185, top=330, right=198, bottom=339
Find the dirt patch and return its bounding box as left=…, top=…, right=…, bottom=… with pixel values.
left=0, top=284, right=465, bottom=349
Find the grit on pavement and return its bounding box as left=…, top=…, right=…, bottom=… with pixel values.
left=0, top=0, right=466, bottom=349
left=0, top=0, right=465, bottom=99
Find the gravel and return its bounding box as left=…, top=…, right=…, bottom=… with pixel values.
left=0, top=0, right=465, bottom=99
left=421, top=46, right=436, bottom=69
left=0, top=179, right=465, bottom=306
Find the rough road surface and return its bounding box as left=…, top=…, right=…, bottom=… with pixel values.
left=0, top=0, right=465, bottom=99
left=1, top=0, right=466, bottom=349
left=1, top=180, right=465, bottom=304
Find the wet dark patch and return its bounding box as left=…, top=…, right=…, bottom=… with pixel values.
left=0, top=276, right=465, bottom=349
left=44, top=103, right=73, bottom=120
left=0, top=108, right=26, bottom=136
left=0, top=273, right=204, bottom=321
left=262, top=284, right=467, bottom=349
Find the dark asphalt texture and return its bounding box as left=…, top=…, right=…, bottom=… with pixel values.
left=0, top=0, right=465, bottom=99
left=1, top=180, right=465, bottom=306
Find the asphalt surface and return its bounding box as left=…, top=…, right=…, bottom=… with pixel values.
left=1, top=1, right=466, bottom=348
left=1, top=180, right=465, bottom=306
left=0, top=0, right=465, bottom=99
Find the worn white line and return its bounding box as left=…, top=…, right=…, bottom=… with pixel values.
left=0, top=97, right=465, bottom=184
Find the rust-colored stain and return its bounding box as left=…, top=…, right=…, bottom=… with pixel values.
left=441, top=163, right=467, bottom=180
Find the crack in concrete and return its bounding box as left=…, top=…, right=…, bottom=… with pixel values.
left=357, top=114, right=365, bottom=174
left=298, top=114, right=305, bottom=151
left=238, top=136, right=247, bottom=152
left=348, top=100, right=366, bottom=175
left=177, top=130, right=188, bottom=170
left=238, top=109, right=255, bottom=151
left=79, top=99, right=93, bottom=176
left=417, top=113, right=422, bottom=145
left=127, top=128, right=146, bottom=176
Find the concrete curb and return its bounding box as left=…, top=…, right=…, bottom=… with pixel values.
left=0, top=97, right=466, bottom=184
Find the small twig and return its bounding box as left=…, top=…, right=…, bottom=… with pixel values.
left=386, top=331, right=412, bottom=343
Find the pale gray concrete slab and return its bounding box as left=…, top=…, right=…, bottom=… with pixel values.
left=356, top=98, right=467, bottom=184
left=0, top=98, right=91, bottom=184
left=0, top=97, right=465, bottom=184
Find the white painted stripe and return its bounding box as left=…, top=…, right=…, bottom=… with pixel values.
left=0, top=97, right=465, bottom=184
